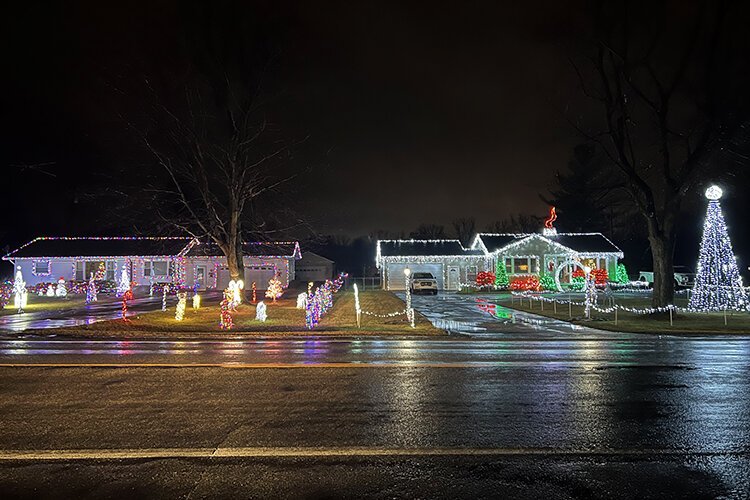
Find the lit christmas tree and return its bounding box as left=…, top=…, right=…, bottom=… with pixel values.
left=495, top=261, right=509, bottom=288
left=265, top=274, right=283, bottom=303
left=117, top=265, right=130, bottom=297
left=614, top=263, right=629, bottom=284
left=688, top=185, right=748, bottom=312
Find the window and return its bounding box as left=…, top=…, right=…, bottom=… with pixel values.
left=145, top=260, right=169, bottom=277
left=467, top=266, right=478, bottom=283
left=85, top=261, right=106, bottom=280
left=106, top=261, right=116, bottom=281
left=513, top=258, right=529, bottom=274
left=33, top=260, right=50, bottom=275
left=506, top=256, right=540, bottom=275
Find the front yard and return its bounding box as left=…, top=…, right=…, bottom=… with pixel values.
left=0, top=296, right=88, bottom=317
left=31, top=289, right=443, bottom=338
left=498, top=292, right=750, bottom=335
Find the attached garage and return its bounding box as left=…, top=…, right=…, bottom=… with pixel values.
left=376, top=240, right=491, bottom=291
left=244, top=266, right=277, bottom=289
left=384, top=262, right=444, bottom=290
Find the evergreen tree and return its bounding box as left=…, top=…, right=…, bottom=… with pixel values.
left=689, top=187, right=748, bottom=311
left=495, top=260, right=509, bottom=287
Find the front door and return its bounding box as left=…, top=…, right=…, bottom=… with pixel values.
left=447, top=266, right=459, bottom=291
left=195, top=266, right=207, bottom=288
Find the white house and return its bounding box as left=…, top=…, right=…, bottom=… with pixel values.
left=470, top=232, right=623, bottom=286
left=376, top=231, right=624, bottom=291
left=3, top=237, right=302, bottom=291
left=184, top=240, right=302, bottom=289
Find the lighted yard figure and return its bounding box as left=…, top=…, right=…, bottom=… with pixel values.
left=86, top=272, right=98, bottom=304
left=117, top=265, right=130, bottom=297
left=46, top=284, right=54, bottom=297
left=228, top=279, right=244, bottom=308
left=55, top=277, right=67, bottom=297
left=583, top=266, right=597, bottom=319
left=296, top=292, right=308, bottom=309
left=404, top=268, right=415, bottom=328
left=13, top=267, right=27, bottom=313
left=305, top=274, right=347, bottom=330
left=94, top=262, right=106, bottom=280
left=251, top=281, right=257, bottom=303
left=175, top=291, right=187, bottom=321
left=192, top=293, right=201, bottom=310
left=121, top=287, right=133, bottom=321
left=162, top=284, right=169, bottom=311
left=688, top=185, right=748, bottom=311
left=219, top=288, right=233, bottom=329
left=265, top=274, right=283, bottom=303
left=255, top=301, right=268, bottom=322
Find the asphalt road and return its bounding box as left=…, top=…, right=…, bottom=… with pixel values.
left=1, top=295, right=749, bottom=498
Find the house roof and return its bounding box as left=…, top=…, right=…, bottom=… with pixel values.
left=186, top=241, right=302, bottom=259
left=3, top=237, right=196, bottom=259
left=472, top=234, right=527, bottom=253
left=298, top=251, right=335, bottom=264
left=474, top=232, right=622, bottom=255
left=377, top=240, right=484, bottom=259
left=551, top=233, right=623, bottom=254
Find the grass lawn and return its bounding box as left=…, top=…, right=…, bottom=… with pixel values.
left=38, top=289, right=443, bottom=338
left=498, top=293, right=750, bottom=335
left=0, top=295, right=87, bottom=316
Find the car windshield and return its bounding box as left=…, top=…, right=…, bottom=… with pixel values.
left=412, top=273, right=434, bottom=279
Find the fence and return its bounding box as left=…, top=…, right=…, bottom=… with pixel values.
left=347, top=276, right=381, bottom=290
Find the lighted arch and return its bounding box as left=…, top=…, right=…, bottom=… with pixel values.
left=554, top=257, right=585, bottom=292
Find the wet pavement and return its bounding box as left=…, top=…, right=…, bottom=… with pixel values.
left=0, top=293, right=221, bottom=332
left=0, top=293, right=749, bottom=498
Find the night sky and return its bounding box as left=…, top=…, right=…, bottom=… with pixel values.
left=3, top=1, right=749, bottom=272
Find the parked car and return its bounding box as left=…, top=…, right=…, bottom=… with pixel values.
left=410, top=272, right=438, bottom=295
left=638, top=266, right=696, bottom=288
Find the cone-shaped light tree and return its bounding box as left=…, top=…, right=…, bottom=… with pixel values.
left=688, top=186, right=748, bottom=312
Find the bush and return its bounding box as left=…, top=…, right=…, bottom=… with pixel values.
left=509, top=275, right=540, bottom=291
left=476, top=271, right=496, bottom=287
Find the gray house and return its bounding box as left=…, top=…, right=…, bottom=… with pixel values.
left=4, top=237, right=302, bottom=291
left=376, top=231, right=624, bottom=291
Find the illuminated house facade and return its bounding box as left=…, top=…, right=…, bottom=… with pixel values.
left=376, top=232, right=623, bottom=291
left=375, top=240, right=493, bottom=291
left=3, top=237, right=301, bottom=291
left=470, top=232, right=623, bottom=286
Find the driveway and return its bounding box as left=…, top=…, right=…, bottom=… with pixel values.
left=405, top=292, right=641, bottom=339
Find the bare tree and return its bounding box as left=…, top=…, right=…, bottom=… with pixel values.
left=485, top=214, right=542, bottom=234
left=133, top=80, right=296, bottom=282
left=451, top=217, right=476, bottom=246
left=410, top=224, right=447, bottom=239
left=569, top=1, right=749, bottom=306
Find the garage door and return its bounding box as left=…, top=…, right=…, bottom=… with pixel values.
left=244, top=266, right=277, bottom=289
left=386, top=263, right=444, bottom=290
